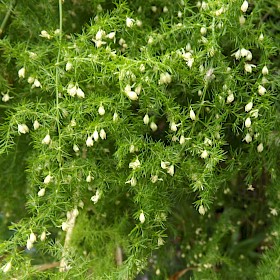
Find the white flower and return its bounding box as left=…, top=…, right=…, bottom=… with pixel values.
left=40, top=30, right=51, bottom=39
left=245, top=101, right=253, bottom=112
left=40, top=231, right=46, bottom=241
left=2, top=93, right=10, bottom=102
left=250, top=109, right=259, bottom=118
left=147, top=36, right=153, bottom=44
left=257, top=143, right=264, bottom=153
left=18, top=124, right=29, bottom=134
left=93, top=39, right=106, bottom=48
left=198, top=205, right=206, bottom=215
left=262, top=66, right=268, bottom=75
left=129, top=159, right=141, bottom=170
left=38, top=188, right=46, bottom=197
left=244, top=133, right=252, bottom=143
left=126, top=18, right=135, bottom=28
left=139, top=211, right=145, bottom=224
left=139, top=64, right=145, bottom=72
left=66, top=62, right=73, bottom=71
left=258, top=85, right=266, bottom=95
left=93, top=130, right=99, bottom=141
left=161, top=161, right=170, bottom=169
left=200, top=27, right=207, bottom=35
left=150, top=122, right=158, bottom=132
left=95, top=29, right=105, bottom=41
left=167, top=165, right=175, bottom=176
left=107, top=31, right=116, bottom=39
left=129, top=145, right=136, bottom=153
left=190, top=109, right=196, bottom=121
left=2, top=261, right=12, bottom=273
left=42, top=134, right=51, bottom=145
left=99, top=129, right=106, bottom=140
left=241, top=1, right=249, bottom=13
left=244, top=64, right=256, bottom=73
left=32, top=79, right=42, bottom=88
left=158, top=72, right=172, bottom=85
left=226, top=93, right=234, bottom=104
left=86, top=136, right=93, bottom=147
left=259, top=33, right=264, bottom=41
left=29, top=232, right=37, bottom=243
left=143, top=114, right=150, bottom=125
left=126, top=177, right=137, bottom=186
left=86, top=174, right=93, bottom=182
left=126, top=91, right=138, bottom=101
left=76, top=87, right=85, bottom=98
left=170, top=122, right=178, bottom=132
left=151, top=175, right=158, bottom=183
left=18, top=67, right=26, bottom=78
left=270, top=208, right=278, bottom=216
left=179, top=135, right=186, bottom=145
left=98, top=105, right=105, bottom=116
left=44, top=174, right=52, bottom=184
left=163, top=6, right=168, bottom=13
left=113, top=112, right=118, bottom=122
left=28, top=76, right=35, bottom=84
left=33, top=120, right=40, bottom=130
left=73, top=144, right=79, bottom=152
left=245, top=51, right=252, bottom=61
left=239, top=15, right=246, bottom=25
left=91, top=190, right=101, bottom=204
left=233, top=49, right=241, bottom=60
left=26, top=239, right=33, bottom=250
left=245, top=117, right=251, bottom=128
left=201, top=150, right=208, bottom=159
left=215, top=7, right=224, bottom=16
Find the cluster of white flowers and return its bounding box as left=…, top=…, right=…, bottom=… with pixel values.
left=232, top=48, right=252, bottom=61
left=92, top=29, right=106, bottom=48
left=182, top=44, right=194, bottom=68
left=67, top=83, right=85, bottom=98
left=26, top=232, right=37, bottom=250
left=124, top=84, right=138, bottom=101
left=161, top=161, right=175, bottom=176
left=158, top=72, right=172, bottom=85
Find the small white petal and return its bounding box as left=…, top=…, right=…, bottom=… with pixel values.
left=245, top=117, right=251, bottom=128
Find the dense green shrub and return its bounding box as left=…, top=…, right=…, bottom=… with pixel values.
left=0, top=0, right=279, bottom=279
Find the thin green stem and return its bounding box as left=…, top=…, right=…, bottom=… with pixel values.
left=55, top=0, right=63, bottom=168
left=0, top=0, right=17, bottom=37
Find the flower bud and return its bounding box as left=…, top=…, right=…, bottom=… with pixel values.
left=245, top=101, right=253, bottom=112
left=73, top=144, right=79, bottom=152
left=258, top=85, right=266, bottom=95
left=86, top=136, right=93, bottom=147
left=40, top=231, right=46, bottom=241
left=245, top=117, right=251, bottom=128
left=91, top=190, right=101, bottom=204
left=29, top=232, right=37, bottom=243
left=76, top=88, right=85, bottom=98
left=170, top=122, right=177, bottom=132
left=200, top=26, right=207, bottom=35
left=18, top=67, right=25, bottom=78
left=226, top=93, right=234, bottom=104
left=33, top=120, right=40, bottom=130
left=257, top=143, right=264, bottom=153
left=44, top=174, right=52, bottom=184
left=93, top=130, right=99, bottom=141
left=98, top=105, right=105, bottom=116
left=2, top=261, right=12, bottom=273
left=139, top=211, right=145, bottom=224
left=66, top=62, right=73, bottom=71
left=241, top=1, right=249, bottom=13
left=42, top=134, right=51, bottom=145
left=18, top=124, right=29, bottom=134
left=126, top=91, right=138, bottom=101
left=38, top=188, right=46, bottom=197
left=113, top=112, right=118, bottom=122
left=26, top=239, right=33, bottom=250
left=190, top=109, right=196, bottom=121
left=244, top=133, right=252, bottom=143
left=143, top=114, right=150, bottom=125
left=99, top=129, right=106, bottom=140
left=201, top=150, right=208, bottom=159
left=198, top=205, right=206, bottom=215
left=107, top=32, right=116, bottom=39
left=150, top=122, right=158, bottom=132
left=262, top=66, right=268, bottom=75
